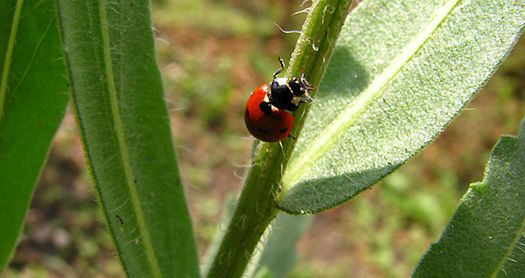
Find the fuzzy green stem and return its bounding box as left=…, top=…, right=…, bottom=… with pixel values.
left=206, top=1, right=352, bottom=277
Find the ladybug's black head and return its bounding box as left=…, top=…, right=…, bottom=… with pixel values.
left=288, top=76, right=309, bottom=97
left=288, top=73, right=313, bottom=103
left=268, top=58, right=313, bottom=112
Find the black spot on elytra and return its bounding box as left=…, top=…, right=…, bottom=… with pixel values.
left=279, top=127, right=288, bottom=134
left=259, top=101, right=273, bottom=115
left=245, top=108, right=250, bottom=117
left=258, top=128, right=267, bottom=134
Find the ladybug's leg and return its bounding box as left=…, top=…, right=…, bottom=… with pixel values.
left=300, top=73, right=314, bottom=103
left=273, top=57, right=285, bottom=78
left=298, top=94, right=313, bottom=104
left=290, top=95, right=312, bottom=108
left=294, top=92, right=313, bottom=104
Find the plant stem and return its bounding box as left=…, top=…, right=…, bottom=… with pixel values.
left=206, top=1, right=352, bottom=277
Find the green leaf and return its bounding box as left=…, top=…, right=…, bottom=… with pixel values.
left=413, top=118, right=525, bottom=277
left=0, top=0, right=69, bottom=269
left=57, top=0, right=199, bottom=276
left=255, top=214, right=313, bottom=278
left=278, top=0, right=525, bottom=213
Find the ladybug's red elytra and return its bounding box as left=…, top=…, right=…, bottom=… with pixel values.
left=244, top=58, right=313, bottom=142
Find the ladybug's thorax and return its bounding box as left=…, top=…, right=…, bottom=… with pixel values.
left=269, top=77, right=299, bottom=112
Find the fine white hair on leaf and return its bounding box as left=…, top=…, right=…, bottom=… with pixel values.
left=322, top=5, right=335, bottom=24
left=232, top=161, right=254, bottom=168
left=273, top=22, right=302, bottom=34
left=233, top=170, right=245, bottom=180
left=278, top=141, right=285, bottom=156
left=164, top=97, right=186, bottom=113
left=241, top=135, right=256, bottom=141
left=293, top=7, right=312, bottom=16
left=175, top=144, right=194, bottom=154
left=300, top=0, right=313, bottom=7
left=155, top=37, right=170, bottom=45
left=168, top=106, right=185, bottom=113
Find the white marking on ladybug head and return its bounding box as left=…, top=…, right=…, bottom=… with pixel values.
left=263, top=94, right=280, bottom=112
left=275, top=77, right=288, bottom=86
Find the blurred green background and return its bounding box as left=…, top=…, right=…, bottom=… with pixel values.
left=4, top=0, right=524, bottom=277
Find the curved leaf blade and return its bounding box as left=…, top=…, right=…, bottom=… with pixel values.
left=413, top=118, right=525, bottom=277
left=278, top=0, right=525, bottom=213
left=57, top=0, right=199, bottom=276
left=0, top=0, right=69, bottom=269
left=255, top=214, right=313, bottom=278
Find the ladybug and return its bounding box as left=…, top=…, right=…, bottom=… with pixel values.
left=244, top=58, right=313, bottom=142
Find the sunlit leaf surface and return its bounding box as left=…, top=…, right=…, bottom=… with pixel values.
left=279, top=0, right=525, bottom=213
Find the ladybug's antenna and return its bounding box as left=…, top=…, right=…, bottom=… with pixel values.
left=273, top=57, right=285, bottom=78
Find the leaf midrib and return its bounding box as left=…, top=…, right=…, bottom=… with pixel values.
left=285, top=0, right=460, bottom=186
left=0, top=0, right=24, bottom=123
left=97, top=1, right=162, bottom=276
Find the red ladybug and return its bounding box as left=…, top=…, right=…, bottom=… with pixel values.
left=244, top=58, right=312, bottom=142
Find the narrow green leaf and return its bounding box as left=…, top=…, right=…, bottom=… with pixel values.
left=279, top=0, right=525, bottom=213
left=57, top=0, right=199, bottom=276
left=0, top=0, right=69, bottom=269
left=413, top=118, right=525, bottom=277
left=255, top=214, right=313, bottom=278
